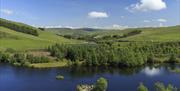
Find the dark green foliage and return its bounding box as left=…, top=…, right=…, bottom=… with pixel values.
left=0, top=52, right=10, bottom=62
left=5, top=48, right=16, bottom=53
left=0, top=18, right=39, bottom=36
left=168, top=54, right=177, bottom=63
left=137, top=83, right=149, bottom=91
left=48, top=41, right=180, bottom=67
left=0, top=52, right=50, bottom=66
left=38, top=27, right=45, bottom=31
left=93, top=77, right=108, bottom=91
left=154, top=82, right=178, bottom=91
left=147, top=53, right=156, bottom=63
left=136, top=82, right=178, bottom=91
left=123, top=30, right=142, bottom=37
left=26, top=54, right=49, bottom=63
left=63, top=35, right=73, bottom=39
left=11, top=53, right=26, bottom=65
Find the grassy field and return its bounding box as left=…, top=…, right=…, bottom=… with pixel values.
left=47, top=25, right=180, bottom=42
left=0, top=27, right=84, bottom=51
left=0, top=18, right=180, bottom=51
left=122, top=26, right=180, bottom=42
left=29, top=61, right=68, bottom=68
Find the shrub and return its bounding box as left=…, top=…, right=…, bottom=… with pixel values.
left=137, top=83, right=149, bottom=91
left=168, top=54, right=177, bottom=63
left=0, top=52, right=10, bottom=63
left=93, top=77, right=108, bottom=91
left=154, top=82, right=178, bottom=91
left=56, top=75, right=64, bottom=80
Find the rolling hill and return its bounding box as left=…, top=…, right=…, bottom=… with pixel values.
left=121, top=26, right=180, bottom=42
left=0, top=19, right=84, bottom=51
left=46, top=25, right=180, bottom=42
left=0, top=18, right=180, bottom=51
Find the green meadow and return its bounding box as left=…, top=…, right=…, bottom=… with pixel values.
left=0, top=26, right=83, bottom=51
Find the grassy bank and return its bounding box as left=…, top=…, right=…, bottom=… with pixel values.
left=29, top=61, right=68, bottom=68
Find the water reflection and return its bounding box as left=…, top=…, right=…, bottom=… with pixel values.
left=142, top=67, right=161, bottom=76
left=67, top=66, right=144, bottom=78
left=0, top=64, right=180, bottom=91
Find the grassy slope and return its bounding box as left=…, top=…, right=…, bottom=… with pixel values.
left=122, top=26, right=180, bottom=41
left=1, top=24, right=180, bottom=51
left=46, top=26, right=180, bottom=42
left=0, top=27, right=83, bottom=51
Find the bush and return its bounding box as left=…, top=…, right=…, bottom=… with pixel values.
left=137, top=83, right=149, bottom=91
left=168, top=54, right=177, bottom=63
left=0, top=52, right=10, bottom=63
left=27, top=54, right=49, bottom=63
left=5, top=48, right=16, bottom=53
left=56, top=75, right=64, bottom=80
left=38, top=27, right=45, bottom=31
left=123, top=30, right=142, bottom=37
left=12, top=53, right=26, bottom=64
left=154, top=82, right=178, bottom=91
left=93, top=77, right=108, bottom=91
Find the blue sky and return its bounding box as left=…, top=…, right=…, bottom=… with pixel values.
left=0, top=0, right=180, bottom=28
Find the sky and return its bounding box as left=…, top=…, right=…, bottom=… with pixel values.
left=0, top=0, right=180, bottom=29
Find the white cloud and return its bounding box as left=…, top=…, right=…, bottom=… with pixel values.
left=112, top=24, right=129, bottom=29
left=43, top=25, right=62, bottom=28
left=126, top=0, right=167, bottom=12
left=43, top=25, right=79, bottom=29
left=88, top=11, right=109, bottom=18
left=143, top=20, right=151, bottom=23
left=157, top=18, right=167, bottom=22
left=0, top=9, right=13, bottom=15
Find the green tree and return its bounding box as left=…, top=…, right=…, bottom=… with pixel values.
left=154, top=82, right=178, bottom=91
left=168, top=54, right=177, bottom=63
left=93, top=77, right=108, bottom=91
left=137, top=83, right=149, bottom=91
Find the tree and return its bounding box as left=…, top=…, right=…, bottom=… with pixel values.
left=93, top=77, right=108, bottom=91
left=137, top=83, right=149, bottom=91
left=0, top=52, right=10, bottom=63
left=147, top=53, right=155, bottom=63
left=154, top=82, right=178, bottom=91
left=168, top=54, right=177, bottom=63
left=0, top=18, right=39, bottom=36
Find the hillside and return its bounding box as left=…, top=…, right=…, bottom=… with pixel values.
left=121, top=26, right=180, bottom=42
left=0, top=18, right=39, bottom=36
left=46, top=26, right=180, bottom=42
left=0, top=26, right=83, bottom=51
left=0, top=18, right=180, bottom=51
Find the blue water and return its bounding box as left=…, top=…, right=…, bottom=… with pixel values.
left=0, top=64, right=179, bottom=91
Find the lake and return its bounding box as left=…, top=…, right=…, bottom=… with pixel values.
left=0, top=64, right=179, bottom=91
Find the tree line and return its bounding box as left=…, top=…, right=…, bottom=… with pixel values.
left=59, top=30, right=142, bottom=42
left=138, top=82, right=179, bottom=91
left=0, top=18, right=39, bottom=36
left=0, top=52, right=49, bottom=66
left=48, top=42, right=180, bottom=67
